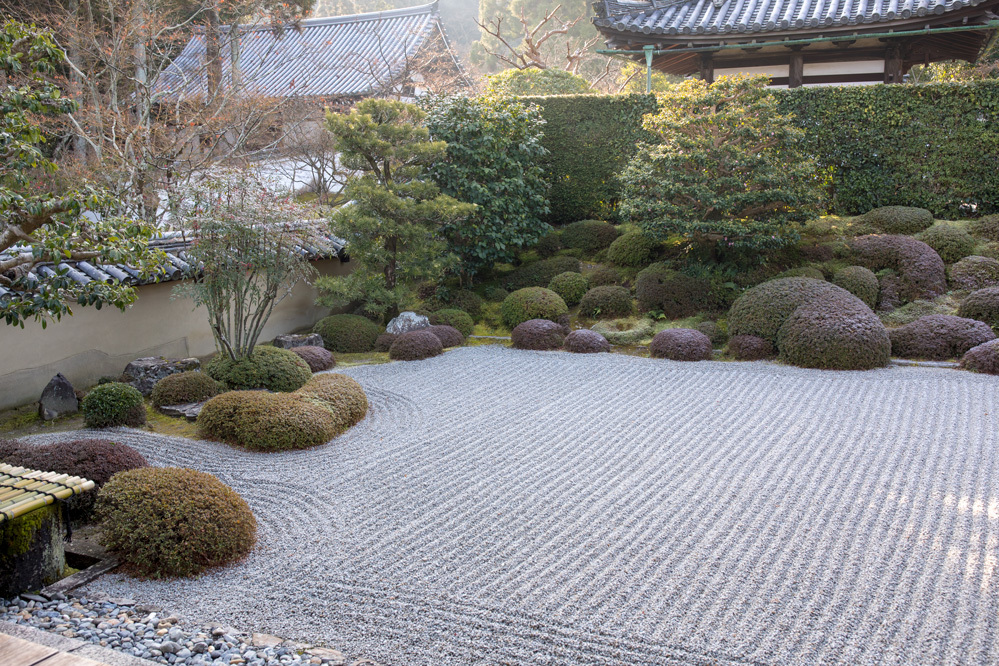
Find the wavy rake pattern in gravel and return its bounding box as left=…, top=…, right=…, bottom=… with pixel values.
left=25, top=346, right=999, bottom=665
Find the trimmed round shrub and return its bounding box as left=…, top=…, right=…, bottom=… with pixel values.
left=561, top=220, right=619, bottom=253
left=150, top=371, right=220, bottom=407
left=958, top=287, right=999, bottom=329
left=534, top=230, right=563, bottom=258
left=374, top=333, right=398, bottom=352
left=588, top=266, right=620, bottom=287
left=82, top=383, right=146, bottom=429
left=290, top=346, right=336, bottom=373
left=501, top=287, right=569, bottom=329
left=860, top=206, right=934, bottom=234
left=833, top=266, right=880, bottom=309
left=949, top=256, right=999, bottom=291
left=776, top=295, right=891, bottom=370
left=606, top=231, right=659, bottom=267
left=198, top=391, right=339, bottom=450
left=313, top=314, right=382, bottom=353
left=649, top=329, right=713, bottom=361
left=728, top=335, right=776, bottom=360
left=206, top=346, right=312, bottom=392
left=294, top=374, right=368, bottom=431
left=916, top=224, right=976, bottom=264
left=564, top=329, right=611, bottom=353
left=773, top=266, right=826, bottom=281
left=961, top=339, right=999, bottom=374
left=511, top=319, right=566, bottom=351
left=848, top=235, right=947, bottom=303
left=889, top=315, right=996, bottom=360
left=695, top=321, right=727, bottom=347
left=427, top=324, right=464, bottom=348
left=548, top=271, right=589, bottom=306
left=2, top=439, right=147, bottom=521
left=424, top=289, right=483, bottom=320
left=728, top=277, right=853, bottom=345
left=428, top=308, right=474, bottom=337
left=578, top=286, right=633, bottom=319
left=506, top=256, right=582, bottom=290
left=389, top=330, right=444, bottom=361
left=968, top=214, right=999, bottom=242
left=96, top=467, right=256, bottom=578
left=880, top=298, right=957, bottom=327
left=635, top=264, right=709, bottom=317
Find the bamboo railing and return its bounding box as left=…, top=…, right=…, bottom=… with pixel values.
left=0, top=463, right=95, bottom=523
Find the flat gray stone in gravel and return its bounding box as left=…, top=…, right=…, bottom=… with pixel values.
left=23, top=346, right=999, bottom=665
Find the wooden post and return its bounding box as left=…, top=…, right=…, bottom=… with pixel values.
left=884, top=42, right=904, bottom=83
left=699, top=53, right=714, bottom=84
left=789, top=49, right=804, bottom=88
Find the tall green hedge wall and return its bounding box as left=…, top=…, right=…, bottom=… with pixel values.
left=517, top=94, right=658, bottom=225
left=520, top=82, right=999, bottom=223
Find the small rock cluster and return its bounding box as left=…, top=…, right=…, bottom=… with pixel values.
left=2, top=593, right=372, bottom=666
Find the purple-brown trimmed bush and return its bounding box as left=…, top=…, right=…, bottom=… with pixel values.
left=649, top=329, right=713, bottom=361
left=561, top=220, right=619, bottom=253
left=564, top=329, right=611, bottom=353
left=374, top=333, right=398, bottom=352
left=427, top=325, right=464, bottom=348
left=511, top=319, right=566, bottom=351
left=728, top=335, right=776, bottom=360
left=833, top=266, right=879, bottom=309
left=860, top=206, right=934, bottom=234
left=915, top=224, right=976, bottom=264
left=776, top=294, right=891, bottom=370
left=961, top=339, right=999, bottom=374
left=548, top=271, right=589, bottom=306
left=635, top=264, right=710, bottom=317
left=501, top=287, right=569, bottom=329
left=289, top=346, right=335, bottom=373
left=888, top=315, right=996, bottom=360
left=958, top=287, right=999, bottom=329
left=389, top=330, right=444, bottom=361
left=949, top=256, right=999, bottom=291
left=578, top=286, right=633, bottom=319
left=849, top=235, right=947, bottom=303
left=150, top=371, right=220, bottom=407
left=428, top=309, right=474, bottom=337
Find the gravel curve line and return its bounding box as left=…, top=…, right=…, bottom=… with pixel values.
left=22, top=346, right=999, bottom=665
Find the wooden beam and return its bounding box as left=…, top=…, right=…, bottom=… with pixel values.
left=884, top=42, right=905, bottom=83
left=789, top=50, right=804, bottom=88
left=699, top=53, right=715, bottom=83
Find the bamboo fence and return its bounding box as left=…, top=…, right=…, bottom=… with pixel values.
left=0, top=463, right=95, bottom=523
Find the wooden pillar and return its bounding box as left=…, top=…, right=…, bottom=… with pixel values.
left=699, top=53, right=714, bottom=84
left=884, top=42, right=904, bottom=84
left=788, top=49, right=804, bottom=88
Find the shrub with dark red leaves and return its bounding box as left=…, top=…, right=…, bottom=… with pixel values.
left=649, top=328, right=713, bottom=361
left=958, top=287, right=999, bottom=329
left=374, top=333, right=398, bottom=352
left=0, top=438, right=23, bottom=460
left=949, top=256, right=999, bottom=291
left=888, top=315, right=996, bottom=360
left=961, top=339, right=999, bottom=375
left=427, top=325, right=464, bottom=348
left=564, top=329, right=611, bottom=353
left=511, top=319, right=566, bottom=351
left=728, top=335, right=776, bottom=360
left=289, top=346, right=335, bottom=372
left=849, top=235, right=947, bottom=303
left=389, top=330, right=444, bottom=361
left=728, top=277, right=852, bottom=345
left=776, top=294, right=891, bottom=370
left=635, top=263, right=709, bottom=317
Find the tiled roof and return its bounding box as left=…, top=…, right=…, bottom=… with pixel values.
left=594, top=0, right=995, bottom=36
left=155, top=2, right=455, bottom=99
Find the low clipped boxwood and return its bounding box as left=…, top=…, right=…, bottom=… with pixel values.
left=564, top=329, right=610, bottom=353
left=833, top=266, right=880, bottom=309
left=860, top=206, right=934, bottom=234
left=958, top=287, right=999, bottom=329
left=501, top=287, right=568, bottom=329
left=561, top=220, right=619, bottom=253
left=962, top=339, right=999, bottom=374
left=96, top=467, right=256, bottom=578
left=82, top=383, right=146, bottom=429
left=2, top=439, right=147, bottom=521
left=313, top=314, right=382, bottom=353
left=606, top=231, right=659, bottom=267
left=548, top=271, right=589, bottom=306
left=389, top=330, right=444, bottom=361
left=776, top=295, right=891, bottom=370
left=295, top=374, right=369, bottom=432
left=428, top=308, right=474, bottom=337
left=206, top=346, right=312, bottom=392
left=290, top=346, right=336, bottom=373
left=916, top=224, right=976, bottom=264
left=150, top=372, right=220, bottom=408
left=505, top=256, right=582, bottom=290
left=949, top=256, right=999, bottom=291
left=728, top=335, right=776, bottom=361
left=649, top=329, right=713, bottom=361
left=889, top=315, right=996, bottom=360
left=197, top=391, right=339, bottom=451
left=635, top=264, right=709, bottom=317
left=511, top=319, right=566, bottom=351
left=427, top=325, right=464, bottom=348
left=968, top=214, right=999, bottom=242
left=578, top=286, right=633, bottom=319
left=588, top=265, right=620, bottom=286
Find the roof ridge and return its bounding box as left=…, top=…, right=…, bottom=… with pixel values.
left=223, top=1, right=439, bottom=34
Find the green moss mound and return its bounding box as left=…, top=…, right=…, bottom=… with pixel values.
left=949, top=256, right=999, bottom=291
left=501, top=287, right=568, bottom=329
left=590, top=318, right=655, bottom=345
left=97, top=467, right=256, bottom=578
left=958, top=287, right=999, bottom=329
left=389, top=330, right=445, bottom=361
left=860, top=206, right=934, bottom=234
left=578, top=286, right=633, bottom=319
left=197, top=391, right=339, bottom=451
left=635, top=264, right=709, bottom=317
left=833, top=266, right=879, bottom=309
left=561, top=220, right=619, bottom=253
left=695, top=321, right=728, bottom=346
left=606, top=231, right=659, bottom=267
left=776, top=295, right=891, bottom=370
left=428, top=308, right=474, bottom=337
left=313, top=314, right=383, bottom=353
left=548, top=272, right=590, bottom=306
left=728, top=277, right=850, bottom=345
left=916, top=224, right=976, bottom=264
left=968, top=214, right=999, bottom=242
left=150, top=372, right=220, bottom=408
left=294, top=374, right=369, bottom=431
left=206, top=346, right=312, bottom=393
left=505, top=256, right=582, bottom=290
left=81, top=383, right=146, bottom=429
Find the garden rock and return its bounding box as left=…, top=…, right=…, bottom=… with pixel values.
left=273, top=333, right=324, bottom=350
left=157, top=402, right=207, bottom=421
left=122, top=357, right=200, bottom=396
left=386, top=312, right=430, bottom=335
left=38, top=373, right=78, bottom=420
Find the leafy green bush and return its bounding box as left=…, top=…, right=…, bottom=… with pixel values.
left=81, top=383, right=146, bottom=429
left=968, top=215, right=999, bottom=242
left=635, top=264, right=709, bottom=317
left=505, top=256, right=581, bottom=290
left=511, top=319, right=566, bottom=351
left=428, top=308, right=474, bottom=337
left=849, top=235, right=947, bottom=303
left=889, top=315, right=995, bottom=360
left=588, top=265, right=620, bottom=286
left=294, top=374, right=368, bottom=432
left=916, top=224, right=976, bottom=264
left=198, top=391, right=339, bottom=450
left=949, top=256, right=999, bottom=291
left=483, top=285, right=509, bottom=302
left=150, top=372, right=220, bottom=408
left=649, top=329, right=713, bottom=361
left=561, top=220, right=619, bottom=253
left=313, top=314, right=383, bottom=353
left=206, top=346, right=311, bottom=392
left=833, top=266, right=879, bottom=309
left=548, top=272, right=589, bottom=306
left=961, top=339, right=999, bottom=374
left=424, top=289, right=483, bottom=320
left=728, top=277, right=849, bottom=345
left=958, top=287, right=999, bottom=329
left=501, top=287, right=569, bottom=329
left=606, top=231, right=659, bottom=267
left=859, top=206, right=934, bottom=234
left=96, top=467, right=256, bottom=578
left=290, top=346, right=336, bottom=373
left=389, top=330, right=444, bottom=361
left=485, top=68, right=590, bottom=96
left=564, top=329, right=611, bottom=353
left=776, top=294, right=891, bottom=370
left=535, top=230, right=562, bottom=258
left=578, top=286, right=633, bottom=319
